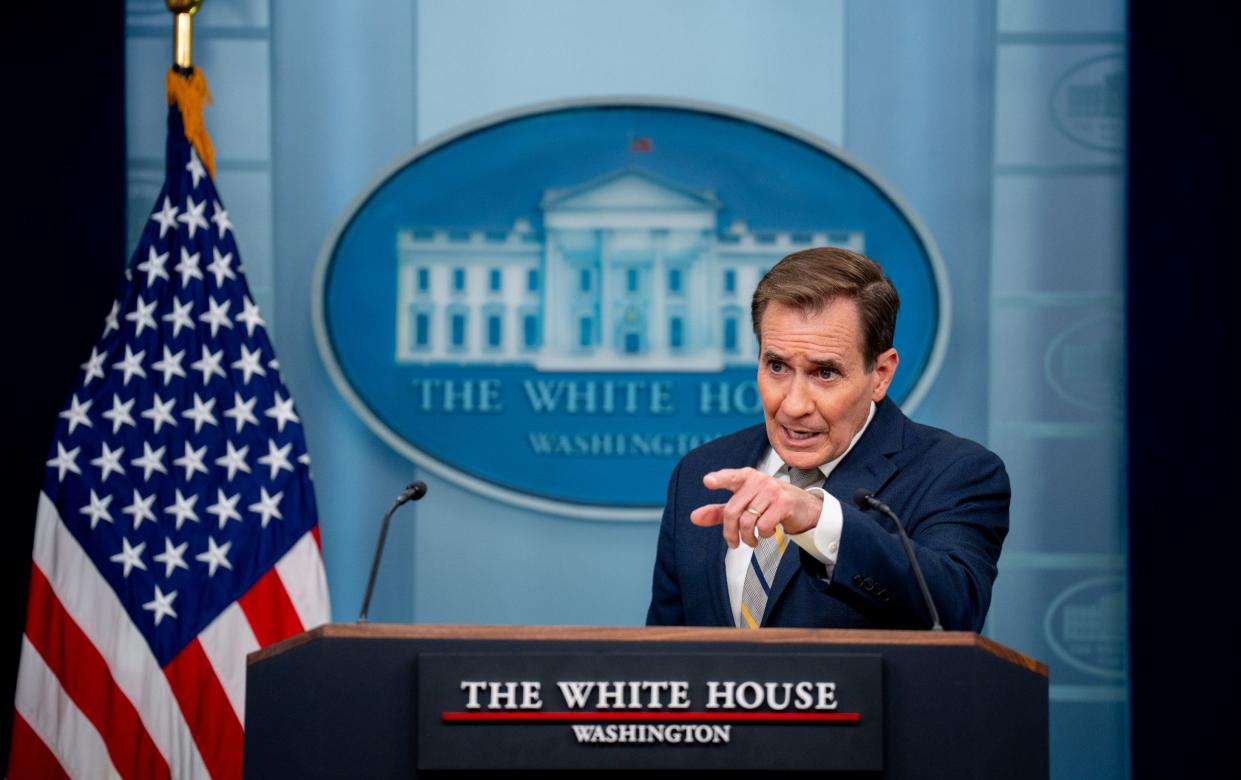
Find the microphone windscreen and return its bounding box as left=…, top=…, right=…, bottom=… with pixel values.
left=852, top=487, right=875, bottom=510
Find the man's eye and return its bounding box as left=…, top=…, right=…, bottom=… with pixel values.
left=818, top=368, right=837, bottom=380
left=768, top=361, right=785, bottom=373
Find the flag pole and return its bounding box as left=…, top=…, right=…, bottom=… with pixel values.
left=164, top=0, right=217, bottom=179
left=166, top=0, right=203, bottom=71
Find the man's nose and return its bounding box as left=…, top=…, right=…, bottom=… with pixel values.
left=781, top=374, right=814, bottom=417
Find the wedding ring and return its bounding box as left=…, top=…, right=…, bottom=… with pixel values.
left=746, top=507, right=762, bottom=516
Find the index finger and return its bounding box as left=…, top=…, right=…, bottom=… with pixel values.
left=703, top=468, right=749, bottom=492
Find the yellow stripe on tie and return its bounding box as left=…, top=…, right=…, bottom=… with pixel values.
left=740, top=603, right=760, bottom=629
left=775, top=526, right=786, bottom=554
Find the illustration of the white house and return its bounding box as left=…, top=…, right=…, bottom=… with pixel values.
left=394, top=168, right=864, bottom=370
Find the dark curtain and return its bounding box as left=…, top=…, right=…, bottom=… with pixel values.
left=1128, top=1, right=1239, bottom=776
left=1, top=4, right=126, bottom=768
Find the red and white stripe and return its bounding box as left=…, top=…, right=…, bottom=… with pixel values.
left=8, top=492, right=331, bottom=779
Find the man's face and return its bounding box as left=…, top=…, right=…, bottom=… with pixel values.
left=757, top=299, right=898, bottom=470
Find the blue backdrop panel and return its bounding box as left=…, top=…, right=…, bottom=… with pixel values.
left=116, top=1, right=1129, bottom=777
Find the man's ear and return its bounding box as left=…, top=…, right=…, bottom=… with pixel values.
left=870, top=348, right=899, bottom=401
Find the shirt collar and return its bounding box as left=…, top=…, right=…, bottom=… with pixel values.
left=758, top=400, right=877, bottom=480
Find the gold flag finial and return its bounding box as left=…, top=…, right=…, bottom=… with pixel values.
left=166, top=0, right=204, bottom=70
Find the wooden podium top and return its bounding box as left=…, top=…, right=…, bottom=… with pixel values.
left=250, top=623, right=1047, bottom=677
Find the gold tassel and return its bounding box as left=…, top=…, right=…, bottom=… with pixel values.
left=166, top=67, right=216, bottom=179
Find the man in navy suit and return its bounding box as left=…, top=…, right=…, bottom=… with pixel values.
left=646, top=248, right=1009, bottom=631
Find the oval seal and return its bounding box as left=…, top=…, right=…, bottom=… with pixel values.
left=313, top=99, right=948, bottom=519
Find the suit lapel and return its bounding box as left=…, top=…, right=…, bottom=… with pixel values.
left=823, top=399, right=904, bottom=502
left=762, top=399, right=906, bottom=624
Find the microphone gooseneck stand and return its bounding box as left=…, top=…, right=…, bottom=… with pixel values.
left=358, top=481, right=428, bottom=623
left=852, top=488, right=943, bottom=631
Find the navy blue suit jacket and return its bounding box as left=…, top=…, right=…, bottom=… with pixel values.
left=645, top=398, right=1010, bottom=631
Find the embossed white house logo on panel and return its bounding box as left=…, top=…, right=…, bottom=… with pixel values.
left=395, top=168, right=863, bottom=371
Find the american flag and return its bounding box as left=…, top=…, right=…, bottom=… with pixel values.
left=9, top=87, right=330, bottom=778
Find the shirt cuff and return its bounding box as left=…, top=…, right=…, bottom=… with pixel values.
left=787, top=487, right=843, bottom=577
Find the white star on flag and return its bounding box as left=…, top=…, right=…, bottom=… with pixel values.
left=137, top=246, right=171, bottom=286
left=207, top=488, right=243, bottom=529
left=110, top=538, right=148, bottom=578
left=125, top=296, right=159, bottom=336
left=183, top=392, right=219, bottom=432
left=236, top=296, right=265, bottom=336
left=131, top=441, right=168, bottom=481
left=153, top=537, right=189, bottom=578
left=142, top=585, right=178, bottom=625
left=163, top=296, right=195, bottom=337
left=113, top=345, right=147, bottom=386
left=152, top=346, right=187, bottom=383
left=173, top=441, right=210, bottom=481
left=164, top=489, right=201, bottom=530
left=249, top=487, right=284, bottom=527
left=121, top=489, right=157, bottom=530
left=215, top=440, right=251, bottom=481
left=150, top=195, right=179, bottom=238
left=141, top=393, right=178, bottom=433
left=186, top=146, right=207, bottom=187
left=211, top=199, right=234, bottom=238
left=81, top=347, right=107, bottom=384
left=46, top=442, right=82, bottom=482
left=175, top=246, right=203, bottom=284
left=232, top=343, right=266, bottom=384
left=178, top=195, right=210, bottom=238
left=199, top=296, right=233, bottom=337
left=190, top=344, right=226, bottom=383
left=224, top=392, right=259, bottom=432
left=90, top=441, right=126, bottom=482
left=79, top=489, right=115, bottom=529
left=258, top=439, right=295, bottom=481
left=265, top=391, right=300, bottom=432
left=102, top=300, right=120, bottom=336
left=206, top=247, right=236, bottom=287
left=58, top=394, right=93, bottom=434
left=195, top=537, right=234, bottom=577
left=102, top=393, right=137, bottom=433
left=104, top=301, right=122, bottom=337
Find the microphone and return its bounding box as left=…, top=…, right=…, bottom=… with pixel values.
left=399, top=481, right=428, bottom=503
left=358, top=481, right=428, bottom=623
left=852, top=488, right=943, bottom=631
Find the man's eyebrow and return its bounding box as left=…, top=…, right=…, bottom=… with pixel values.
left=762, top=350, right=845, bottom=372
left=812, top=358, right=845, bottom=372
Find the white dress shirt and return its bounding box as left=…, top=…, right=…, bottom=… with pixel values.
left=725, top=402, right=876, bottom=627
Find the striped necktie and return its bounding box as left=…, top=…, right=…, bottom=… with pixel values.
left=737, top=466, right=823, bottom=628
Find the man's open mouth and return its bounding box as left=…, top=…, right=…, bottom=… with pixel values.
left=782, top=426, right=822, bottom=442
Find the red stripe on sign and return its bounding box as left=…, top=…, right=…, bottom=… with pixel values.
left=442, top=711, right=861, bottom=723
left=7, top=710, right=71, bottom=780
left=164, top=639, right=244, bottom=780
left=24, top=565, right=172, bottom=780
left=237, top=566, right=304, bottom=647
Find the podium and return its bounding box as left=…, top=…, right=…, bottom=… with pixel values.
left=244, top=624, right=1047, bottom=778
